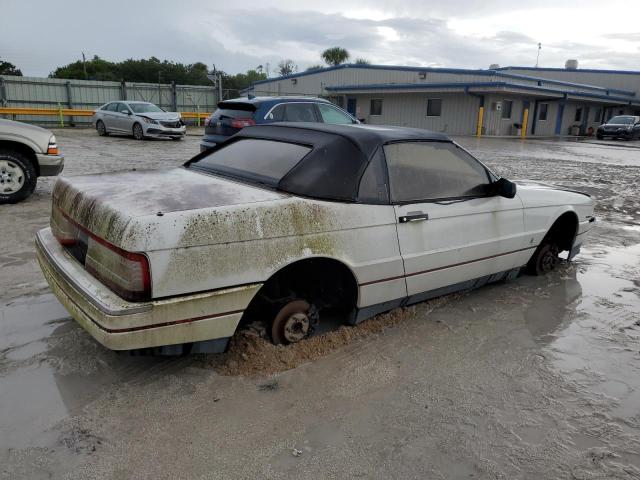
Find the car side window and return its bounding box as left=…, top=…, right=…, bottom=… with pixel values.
left=317, top=104, right=354, bottom=124
left=384, top=141, right=491, bottom=203
left=358, top=148, right=389, bottom=204
left=104, top=103, right=118, bottom=112
left=117, top=103, right=130, bottom=114
left=284, top=103, right=317, bottom=122
left=265, top=104, right=286, bottom=121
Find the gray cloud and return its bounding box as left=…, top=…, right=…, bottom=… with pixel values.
left=1, top=0, right=638, bottom=77
left=603, top=32, right=640, bottom=41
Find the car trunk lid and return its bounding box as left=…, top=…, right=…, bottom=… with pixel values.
left=205, top=102, right=257, bottom=138
left=52, top=167, right=287, bottom=247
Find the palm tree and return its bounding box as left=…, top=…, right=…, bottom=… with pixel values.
left=321, top=47, right=350, bottom=66
left=277, top=59, right=297, bottom=76
left=354, top=58, right=370, bottom=65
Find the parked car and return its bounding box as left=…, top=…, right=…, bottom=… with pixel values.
left=36, top=123, right=595, bottom=354
left=200, top=96, right=357, bottom=151
left=92, top=101, right=186, bottom=140
left=0, top=119, right=64, bottom=204
left=596, top=115, right=640, bottom=140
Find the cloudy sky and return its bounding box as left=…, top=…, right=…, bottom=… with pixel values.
left=2, top=0, right=640, bottom=77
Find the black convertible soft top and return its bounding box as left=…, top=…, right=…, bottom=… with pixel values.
left=188, top=122, right=452, bottom=202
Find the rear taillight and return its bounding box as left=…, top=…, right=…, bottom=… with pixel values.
left=231, top=118, right=256, bottom=128
left=47, top=135, right=59, bottom=155
left=85, top=237, right=151, bottom=301
left=51, top=205, right=78, bottom=246
left=51, top=206, right=151, bottom=301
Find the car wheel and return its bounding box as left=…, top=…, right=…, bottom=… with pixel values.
left=132, top=123, right=144, bottom=140
left=96, top=120, right=108, bottom=136
left=596, top=134, right=603, bottom=140
left=526, top=241, right=560, bottom=276
left=0, top=149, right=37, bottom=204
left=271, top=300, right=313, bottom=345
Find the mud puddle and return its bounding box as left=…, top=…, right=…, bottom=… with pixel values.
left=0, top=294, right=187, bottom=450
left=541, top=243, right=640, bottom=420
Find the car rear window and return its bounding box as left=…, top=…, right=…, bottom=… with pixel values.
left=189, top=138, right=311, bottom=186
left=213, top=108, right=255, bottom=119
left=608, top=116, right=634, bottom=124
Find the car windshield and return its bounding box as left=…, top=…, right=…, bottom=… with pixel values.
left=129, top=103, right=164, bottom=113
left=608, top=116, right=634, bottom=124
left=188, top=138, right=312, bottom=186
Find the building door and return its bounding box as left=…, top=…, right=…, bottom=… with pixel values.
left=581, top=106, right=590, bottom=134
left=346, top=97, right=357, bottom=117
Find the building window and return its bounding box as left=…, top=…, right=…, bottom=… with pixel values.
left=370, top=98, right=383, bottom=116
left=426, top=98, right=442, bottom=117
left=501, top=100, right=513, bottom=119
left=538, top=103, right=548, bottom=121
left=593, top=108, right=601, bottom=122
left=575, top=108, right=582, bottom=122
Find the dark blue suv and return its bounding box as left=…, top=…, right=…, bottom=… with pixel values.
left=200, top=96, right=357, bottom=151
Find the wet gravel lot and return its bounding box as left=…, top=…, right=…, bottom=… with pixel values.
left=1, top=129, right=639, bottom=479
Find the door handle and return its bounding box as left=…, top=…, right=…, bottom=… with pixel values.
left=398, top=211, right=429, bottom=223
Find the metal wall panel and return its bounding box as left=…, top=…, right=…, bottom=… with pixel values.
left=342, top=93, right=480, bottom=135
left=251, top=68, right=499, bottom=98
left=531, top=101, right=559, bottom=136
left=482, top=94, right=533, bottom=136
left=0, top=75, right=217, bottom=126
left=500, top=68, right=640, bottom=96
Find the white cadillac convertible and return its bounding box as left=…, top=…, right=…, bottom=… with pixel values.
left=36, top=123, right=595, bottom=354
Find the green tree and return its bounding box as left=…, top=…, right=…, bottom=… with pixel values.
left=354, top=58, right=370, bottom=65
left=0, top=59, right=22, bottom=76
left=50, top=55, right=119, bottom=81
left=221, top=68, right=267, bottom=96
left=277, top=59, right=297, bottom=76
left=50, top=56, right=213, bottom=85
left=306, top=64, right=323, bottom=71
left=321, top=47, right=350, bottom=66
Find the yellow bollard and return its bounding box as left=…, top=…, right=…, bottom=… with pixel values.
left=521, top=108, right=529, bottom=139
left=476, top=106, right=484, bottom=137
left=57, top=103, right=64, bottom=128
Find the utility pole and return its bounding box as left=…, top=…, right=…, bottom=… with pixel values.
left=207, top=64, right=223, bottom=102
left=158, top=71, right=163, bottom=108
left=82, top=52, right=87, bottom=79
left=535, top=43, right=542, bottom=68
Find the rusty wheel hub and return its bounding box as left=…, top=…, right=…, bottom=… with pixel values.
left=282, top=312, right=310, bottom=343
left=271, top=300, right=314, bottom=345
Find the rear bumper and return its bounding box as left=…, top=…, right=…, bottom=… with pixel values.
left=35, top=228, right=261, bottom=351
left=36, top=153, right=64, bottom=176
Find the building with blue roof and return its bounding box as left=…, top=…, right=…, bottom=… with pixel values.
left=246, top=63, right=640, bottom=137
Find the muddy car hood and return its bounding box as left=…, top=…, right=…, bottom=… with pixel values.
left=515, top=179, right=593, bottom=208
left=52, top=167, right=289, bottom=248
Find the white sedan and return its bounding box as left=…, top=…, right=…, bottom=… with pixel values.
left=36, top=123, right=595, bottom=354
left=92, top=101, right=186, bottom=140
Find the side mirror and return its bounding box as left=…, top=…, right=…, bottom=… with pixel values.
left=494, top=178, right=517, bottom=199
left=121, top=110, right=131, bottom=115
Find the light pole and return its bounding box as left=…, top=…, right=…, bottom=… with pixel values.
left=535, top=43, right=542, bottom=68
